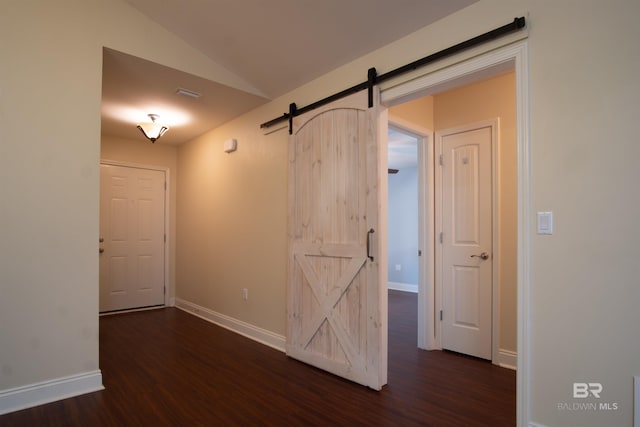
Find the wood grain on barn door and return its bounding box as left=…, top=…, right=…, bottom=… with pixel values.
left=287, top=91, right=387, bottom=390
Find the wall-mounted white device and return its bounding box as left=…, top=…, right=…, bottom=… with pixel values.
left=537, top=211, right=554, bottom=235
left=223, top=138, right=237, bottom=153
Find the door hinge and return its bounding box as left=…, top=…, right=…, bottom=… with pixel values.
left=164, top=234, right=166, bottom=243
left=439, top=154, right=443, bottom=166
left=439, top=232, right=443, bottom=244
left=164, top=286, right=166, bottom=295
left=440, top=310, right=443, bottom=321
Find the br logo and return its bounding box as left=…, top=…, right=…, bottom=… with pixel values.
left=573, top=383, right=603, bottom=398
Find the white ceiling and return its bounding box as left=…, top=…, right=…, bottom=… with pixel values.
left=388, top=127, right=419, bottom=170
left=101, top=48, right=269, bottom=145
left=102, top=0, right=478, bottom=145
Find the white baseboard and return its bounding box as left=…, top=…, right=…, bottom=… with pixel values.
left=388, top=282, right=418, bottom=293
left=0, top=370, right=103, bottom=415
left=175, top=298, right=286, bottom=353
left=496, top=348, right=517, bottom=370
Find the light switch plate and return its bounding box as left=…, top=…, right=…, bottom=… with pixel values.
left=537, top=211, right=553, bottom=235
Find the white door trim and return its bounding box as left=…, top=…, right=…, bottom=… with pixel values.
left=434, top=119, right=499, bottom=361
left=99, top=159, right=170, bottom=308
left=387, top=115, right=435, bottom=351
left=380, top=40, right=530, bottom=425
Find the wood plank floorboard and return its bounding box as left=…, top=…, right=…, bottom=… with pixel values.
left=1, top=290, right=515, bottom=426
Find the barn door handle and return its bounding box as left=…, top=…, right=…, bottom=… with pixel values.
left=367, top=228, right=375, bottom=262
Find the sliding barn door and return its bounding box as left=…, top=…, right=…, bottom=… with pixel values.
left=287, top=91, right=387, bottom=390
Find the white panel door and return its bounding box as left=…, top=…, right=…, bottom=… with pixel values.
left=439, top=126, right=492, bottom=360
left=287, top=90, right=387, bottom=390
left=99, top=164, right=166, bottom=312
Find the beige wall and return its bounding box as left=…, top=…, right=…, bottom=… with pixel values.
left=388, top=72, right=517, bottom=354
left=0, top=0, right=265, bottom=394
left=3, top=0, right=640, bottom=425
left=389, top=96, right=434, bottom=130
left=176, top=109, right=289, bottom=334
left=527, top=2, right=640, bottom=425
left=100, top=135, right=178, bottom=301
left=176, top=2, right=640, bottom=426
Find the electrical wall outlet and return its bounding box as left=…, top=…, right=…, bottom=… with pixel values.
left=395, top=264, right=402, bottom=271
left=242, top=288, right=249, bottom=301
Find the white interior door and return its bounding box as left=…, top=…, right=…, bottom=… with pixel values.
left=287, top=90, right=388, bottom=390
left=99, top=164, right=166, bottom=312
left=438, top=125, right=493, bottom=360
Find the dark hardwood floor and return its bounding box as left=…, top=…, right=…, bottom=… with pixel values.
left=1, top=290, right=515, bottom=426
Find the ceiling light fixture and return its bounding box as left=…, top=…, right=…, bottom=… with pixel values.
left=136, top=114, right=169, bottom=143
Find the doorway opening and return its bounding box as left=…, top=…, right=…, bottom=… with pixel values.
left=99, top=160, right=170, bottom=314
left=387, top=121, right=432, bottom=351
left=387, top=126, right=420, bottom=295
left=382, top=40, right=529, bottom=422
left=387, top=72, right=517, bottom=363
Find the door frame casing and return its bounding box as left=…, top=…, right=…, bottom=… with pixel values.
left=380, top=40, right=530, bottom=425
left=434, top=119, right=499, bottom=362
left=99, top=159, right=170, bottom=309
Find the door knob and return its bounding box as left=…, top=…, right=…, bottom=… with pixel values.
left=99, top=248, right=105, bottom=254
left=470, top=252, right=489, bottom=260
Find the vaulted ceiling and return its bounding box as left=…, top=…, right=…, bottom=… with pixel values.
left=101, top=0, right=478, bottom=145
